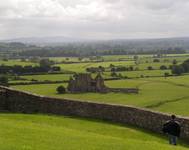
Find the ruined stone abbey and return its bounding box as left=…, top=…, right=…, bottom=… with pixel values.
left=67, top=73, right=107, bottom=93
left=67, top=73, right=139, bottom=94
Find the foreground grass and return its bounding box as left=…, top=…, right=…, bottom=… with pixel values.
left=0, top=113, right=188, bottom=150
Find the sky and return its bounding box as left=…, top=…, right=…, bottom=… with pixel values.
left=0, top=0, right=189, bottom=40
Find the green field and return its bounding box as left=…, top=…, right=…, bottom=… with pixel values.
left=12, top=74, right=189, bottom=117
left=20, top=74, right=72, bottom=81
left=0, top=59, right=37, bottom=66
left=55, top=60, right=135, bottom=72
left=2, top=54, right=189, bottom=149
left=0, top=113, right=188, bottom=150
left=10, top=54, right=189, bottom=116
left=109, top=70, right=172, bottom=78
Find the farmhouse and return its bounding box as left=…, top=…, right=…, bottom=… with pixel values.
left=67, top=73, right=139, bottom=94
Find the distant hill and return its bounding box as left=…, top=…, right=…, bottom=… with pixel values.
left=1, top=36, right=90, bottom=45
left=0, top=36, right=189, bottom=46
left=1, top=37, right=189, bottom=57
left=1, top=36, right=189, bottom=49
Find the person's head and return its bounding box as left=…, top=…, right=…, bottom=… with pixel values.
left=171, top=115, right=176, bottom=120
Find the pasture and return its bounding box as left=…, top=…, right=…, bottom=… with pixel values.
left=0, top=59, right=37, bottom=66
left=20, top=74, right=72, bottom=81
left=2, top=53, right=189, bottom=149
left=0, top=113, right=188, bottom=150
left=12, top=74, right=189, bottom=116
left=3, top=54, right=189, bottom=116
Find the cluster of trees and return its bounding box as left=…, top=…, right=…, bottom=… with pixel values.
left=0, top=65, right=59, bottom=74
left=1, top=37, right=189, bottom=58
left=86, top=65, right=137, bottom=73
left=86, top=66, right=105, bottom=73
left=0, top=76, right=8, bottom=86
left=171, top=59, right=189, bottom=75
left=111, top=66, right=134, bottom=72
left=160, top=65, right=168, bottom=70
left=0, top=59, right=60, bottom=75
left=56, top=85, right=66, bottom=94
left=19, top=48, right=186, bottom=57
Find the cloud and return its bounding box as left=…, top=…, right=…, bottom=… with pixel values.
left=0, top=0, right=189, bottom=40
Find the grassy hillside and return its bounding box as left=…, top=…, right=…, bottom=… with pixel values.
left=0, top=113, right=188, bottom=150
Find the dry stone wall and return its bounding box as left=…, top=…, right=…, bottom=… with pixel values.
left=0, top=86, right=189, bottom=141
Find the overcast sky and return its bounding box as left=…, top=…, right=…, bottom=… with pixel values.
left=0, top=0, right=189, bottom=40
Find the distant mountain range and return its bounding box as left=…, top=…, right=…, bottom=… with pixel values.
left=1, top=36, right=92, bottom=45
left=1, top=36, right=189, bottom=46
left=1, top=36, right=189, bottom=54
left=1, top=36, right=189, bottom=57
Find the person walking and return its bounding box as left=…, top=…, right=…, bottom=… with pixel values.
left=163, top=115, right=181, bottom=145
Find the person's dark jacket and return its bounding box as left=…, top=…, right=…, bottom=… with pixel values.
left=163, top=120, right=181, bottom=137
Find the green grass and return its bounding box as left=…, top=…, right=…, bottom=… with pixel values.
left=12, top=75, right=189, bottom=117
left=137, top=62, right=172, bottom=70
left=0, top=59, right=37, bottom=66
left=110, top=70, right=172, bottom=78
left=53, top=54, right=189, bottom=78
left=49, top=57, right=79, bottom=62
left=56, top=61, right=135, bottom=72
left=20, top=74, right=72, bottom=81
left=0, top=113, right=188, bottom=150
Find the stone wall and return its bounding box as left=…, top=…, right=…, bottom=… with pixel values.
left=0, top=86, right=189, bottom=141
left=108, top=88, right=139, bottom=93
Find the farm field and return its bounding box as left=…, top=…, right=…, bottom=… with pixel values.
left=3, top=54, right=189, bottom=117
left=55, top=60, right=171, bottom=72
left=55, top=60, right=135, bottom=72
left=20, top=74, right=72, bottom=81
left=53, top=54, right=188, bottom=62
left=0, top=113, right=188, bottom=150
left=12, top=74, right=189, bottom=116
left=108, top=70, right=172, bottom=78
left=15, top=73, right=110, bottom=82
left=0, top=59, right=37, bottom=66
left=49, top=57, right=80, bottom=62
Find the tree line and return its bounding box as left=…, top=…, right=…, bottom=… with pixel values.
left=0, top=59, right=61, bottom=75
left=0, top=41, right=187, bottom=58
left=172, top=59, right=189, bottom=75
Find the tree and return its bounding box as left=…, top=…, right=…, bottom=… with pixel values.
left=118, top=73, right=123, bottom=78
left=98, top=66, right=105, bottom=72
left=153, top=59, right=160, bottom=62
left=56, top=86, right=66, bottom=94
left=147, top=66, right=153, bottom=70
left=111, top=72, right=117, bottom=77
left=39, top=59, right=54, bottom=68
left=133, top=55, right=139, bottom=60
left=172, top=59, right=178, bottom=65
left=182, top=59, right=189, bottom=72
left=160, top=65, right=167, bottom=70
left=51, top=66, right=61, bottom=72
left=170, top=59, right=189, bottom=75
left=171, top=65, right=184, bottom=75
left=109, top=64, right=115, bottom=68
left=164, top=72, right=170, bottom=78
left=78, top=57, right=83, bottom=61
left=129, top=66, right=134, bottom=71
left=0, top=76, right=8, bottom=86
